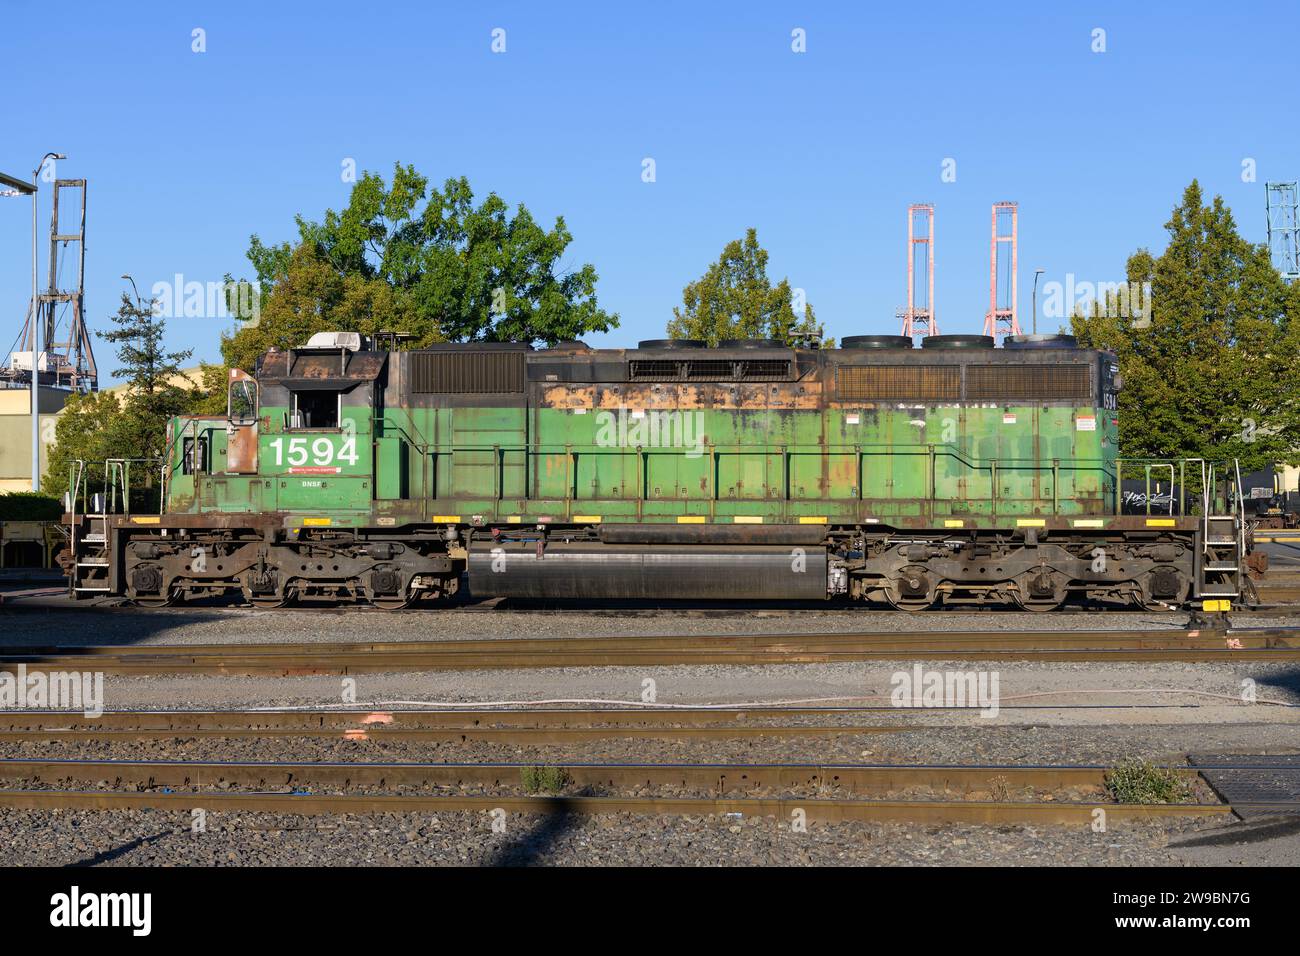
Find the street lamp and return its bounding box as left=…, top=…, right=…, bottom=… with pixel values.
left=28, top=152, right=66, bottom=491
left=121, top=274, right=141, bottom=304
left=1032, top=268, right=1045, bottom=335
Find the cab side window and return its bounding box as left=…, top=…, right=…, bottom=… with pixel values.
left=290, top=390, right=340, bottom=429
left=228, top=379, right=258, bottom=424
left=181, top=436, right=210, bottom=475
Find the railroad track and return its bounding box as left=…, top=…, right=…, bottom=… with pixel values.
left=0, top=704, right=1251, bottom=745
left=2, top=710, right=1296, bottom=825
left=2, top=628, right=1298, bottom=675
left=0, top=708, right=917, bottom=744
left=0, top=755, right=1294, bottom=825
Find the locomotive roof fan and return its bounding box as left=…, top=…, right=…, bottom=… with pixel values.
left=840, top=335, right=913, bottom=349
left=920, top=334, right=995, bottom=349
left=637, top=339, right=705, bottom=349
left=717, top=339, right=787, bottom=349
left=1002, top=334, right=1079, bottom=349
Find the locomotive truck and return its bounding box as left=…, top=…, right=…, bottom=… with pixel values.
left=64, top=331, right=1249, bottom=610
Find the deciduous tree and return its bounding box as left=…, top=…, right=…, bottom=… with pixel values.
left=219, top=165, right=619, bottom=374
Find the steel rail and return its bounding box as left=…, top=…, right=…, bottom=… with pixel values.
left=10, top=627, right=1297, bottom=655
left=1, top=629, right=1297, bottom=674
left=0, top=707, right=1246, bottom=745
left=1255, top=585, right=1300, bottom=602
left=0, top=725, right=906, bottom=744
left=0, top=704, right=1221, bottom=731
left=0, top=757, right=1142, bottom=792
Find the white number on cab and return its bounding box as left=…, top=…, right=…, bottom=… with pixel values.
left=268, top=434, right=359, bottom=468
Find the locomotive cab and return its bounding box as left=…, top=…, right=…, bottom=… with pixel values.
left=253, top=332, right=382, bottom=522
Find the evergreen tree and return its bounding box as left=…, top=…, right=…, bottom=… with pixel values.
left=1072, top=181, right=1300, bottom=473
left=100, top=291, right=193, bottom=395
left=41, top=291, right=201, bottom=500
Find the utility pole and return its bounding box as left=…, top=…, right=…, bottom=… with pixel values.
left=5, top=154, right=68, bottom=489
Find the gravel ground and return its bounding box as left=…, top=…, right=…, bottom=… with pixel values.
left=0, top=721, right=1296, bottom=768
left=0, top=806, right=1257, bottom=867
left=0, top=601, right=1291, bottom=646
left=50, top=657, right=1300, bottom=723
left=0, top=598, right=1296, bottom=867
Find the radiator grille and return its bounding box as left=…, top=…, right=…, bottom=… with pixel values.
left=411, top=351, right=525, bottom=393
left=837, top=365, right=961, bottom=400
left=629, top=359, right=793, bottom=382
left=739, top=359, right=792, bottom=380
left=684, top=360, right=734, bottom=380
left=628, top=360, right=683, bottom=382
left=965, top=364, right=1092, bottom=400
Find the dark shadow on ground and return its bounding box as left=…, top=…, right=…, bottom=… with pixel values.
left=480, top=801, right=584, bottom=867
left=66, top=830, right=175, bottom=867
left=1169, top=815, right=1300, bottom=849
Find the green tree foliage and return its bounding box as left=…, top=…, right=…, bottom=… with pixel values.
left=1072, top=181, right=1300, bottom=474
left=667, top=229, right=830, bottom=347
left=219, top=165, right=619, bottom=373
left=99, top=291, right=194, bottom=396
left=0, top=491, right=63, bottom=521
left=101, top=290, right=200, bottom=457
left=43, top=294, right=200, bottom=500
left=41, top=390, right=121, bottom=498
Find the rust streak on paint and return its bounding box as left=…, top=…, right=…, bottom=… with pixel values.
left=542, top=385, right=594, bottom=408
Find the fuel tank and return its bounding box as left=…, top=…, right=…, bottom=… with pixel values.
left=468, top=541, right=828, bottom=600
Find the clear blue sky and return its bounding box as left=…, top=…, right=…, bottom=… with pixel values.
left=2, top=1, right=1297, bottom=383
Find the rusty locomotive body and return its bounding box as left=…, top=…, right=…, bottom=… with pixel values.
left=65, top=332, right=1247, bottom=609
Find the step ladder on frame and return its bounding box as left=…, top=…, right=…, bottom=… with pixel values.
left=1196, top=461, right=1247, bottom=602
left=67, top=460, right=111, bottom=595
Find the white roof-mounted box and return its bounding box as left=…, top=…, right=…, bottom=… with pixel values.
left=304, top=331, right=363, bottom=351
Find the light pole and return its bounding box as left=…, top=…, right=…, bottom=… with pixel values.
left=29, top=151, right=66, bottom=491
left=1032, top=268, right=1045, bottom=335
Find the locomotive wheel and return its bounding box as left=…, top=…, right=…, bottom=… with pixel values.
left=370, top=595, right=414, bottom=611
left=1012, top=595, right=1062, bottom=613
left=1012, top=570, right=1066, bottom=612
left=1129, top=566, right=1189, bottom=611
left=885, top=565, right=936, bottom=611
left=241, top=582, right=292, bottom=608
left=366, top=567, right=413, bottom=610
left=128, top=565, right=175, bottom=607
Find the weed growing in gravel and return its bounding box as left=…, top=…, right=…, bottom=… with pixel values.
left=989, top=775, right=1011, bottom=802
left=521, top=766, right=571, bottom=794
left=1105, top=759, right=1190, bottom=804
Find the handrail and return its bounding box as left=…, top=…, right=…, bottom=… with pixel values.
left=102, top=457, right=164, bottom=517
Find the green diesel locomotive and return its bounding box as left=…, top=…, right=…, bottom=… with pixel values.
left=65, top=331, right=1247, bottom=610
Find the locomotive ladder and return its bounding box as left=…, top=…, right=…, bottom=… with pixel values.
left=66, top=460, right=111, bottom=595
left=1196, top=460, right=1247, bottom=601
left=66, top=458, right=160, bottom=598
